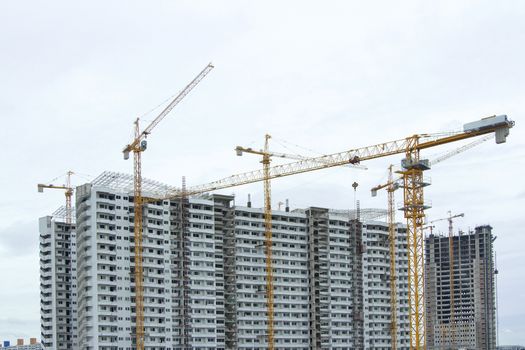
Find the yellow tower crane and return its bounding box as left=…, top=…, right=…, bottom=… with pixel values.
left=370, top=134, right=493, bottom=349
left=38, top=171, right=75, bottom=224
left=235, top=134, right=278, bottom=350
left=122, top=63, right=214, bottom=350
left=430, top=211, right=464, bottom=349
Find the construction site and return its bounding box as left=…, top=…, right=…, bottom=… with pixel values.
left=30, top=63, right=516, bottom=350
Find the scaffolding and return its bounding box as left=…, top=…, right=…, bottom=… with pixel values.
left=179, top=177, right=191, bottom=349
left=216, top=195, right=237, bottom=350
left=307, top=208, right=332, bottom=348
left=51, top=206, right=77, bottom=224
left=292, top=208, right=387, bottom=221
left=91, top=171, right=176, bottom=197
left=350, top=203, right=364, bottom=350
left=425, top=226, right=496, bottom=349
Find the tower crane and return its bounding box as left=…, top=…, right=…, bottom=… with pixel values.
left=38, top=171, right=75, bottom=224
left=430, top=211, right=464, bottom=348
left=122, top=63, right=213, bottom=350
left=370, top=134, right=493, bottom=349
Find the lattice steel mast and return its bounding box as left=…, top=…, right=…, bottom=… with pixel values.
left=122, top=63, right=214, bottom=350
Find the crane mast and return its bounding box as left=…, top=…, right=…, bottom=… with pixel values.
left=371, top=167, right=400, bottom=349
left=236, top=135, right=276, bottom=349
left=387, top=165, right=398, bottom=350
left=132, top=119, right=145, bottom=350
left=262, top=135, right=275, bottom=350
left=123, top=63, right=214, bottom=350
left=400, top=144, right=427, bottom=349
left=65, top=171, right=73, bottom=224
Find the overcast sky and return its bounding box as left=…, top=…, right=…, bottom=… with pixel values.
left=1, top=0, right=524, bottom=345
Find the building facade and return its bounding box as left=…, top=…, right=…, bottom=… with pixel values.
left=41, top=171, right=411, bottom=349
left=360, top=221, right=410, bottom=349
left=39, top=211, right=78, bottom=350
left=425, top=225, right=497, bottom=350
left=74, top=174, right=229, bottom=350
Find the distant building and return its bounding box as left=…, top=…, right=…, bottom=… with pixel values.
left=425, top=226, right=497, bottom=350
left=0, top=338, right=43, bottom=350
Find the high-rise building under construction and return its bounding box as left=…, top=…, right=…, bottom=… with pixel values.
left=425, top=226, right=497, bottom=350
left=40, top=171, right=412, bottom=350
left=39, top=210, right=78, bottom=350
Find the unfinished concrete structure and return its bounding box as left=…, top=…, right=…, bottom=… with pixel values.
left=74, top=174, right=228, bottom=349
left=38, top=208, right=78, bottom=350
left=425, top=225, right=497, bottom=350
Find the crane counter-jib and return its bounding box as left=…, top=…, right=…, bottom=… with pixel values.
left=156, top=115, right=514, bottom=201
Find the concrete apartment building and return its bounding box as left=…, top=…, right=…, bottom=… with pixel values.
left=40, top=171, right=411, bottom=349
left=361, top=221, right=410, bottom=349
left=39, top=208, right=78, bottom=350
left=228, top=205, right=410, bottom=349
left=425, top=225, right=497, bottom=350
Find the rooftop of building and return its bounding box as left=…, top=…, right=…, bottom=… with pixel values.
left=90, top=171, right=177, bottom=197
left=80, top=171, right=390, bottom=221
